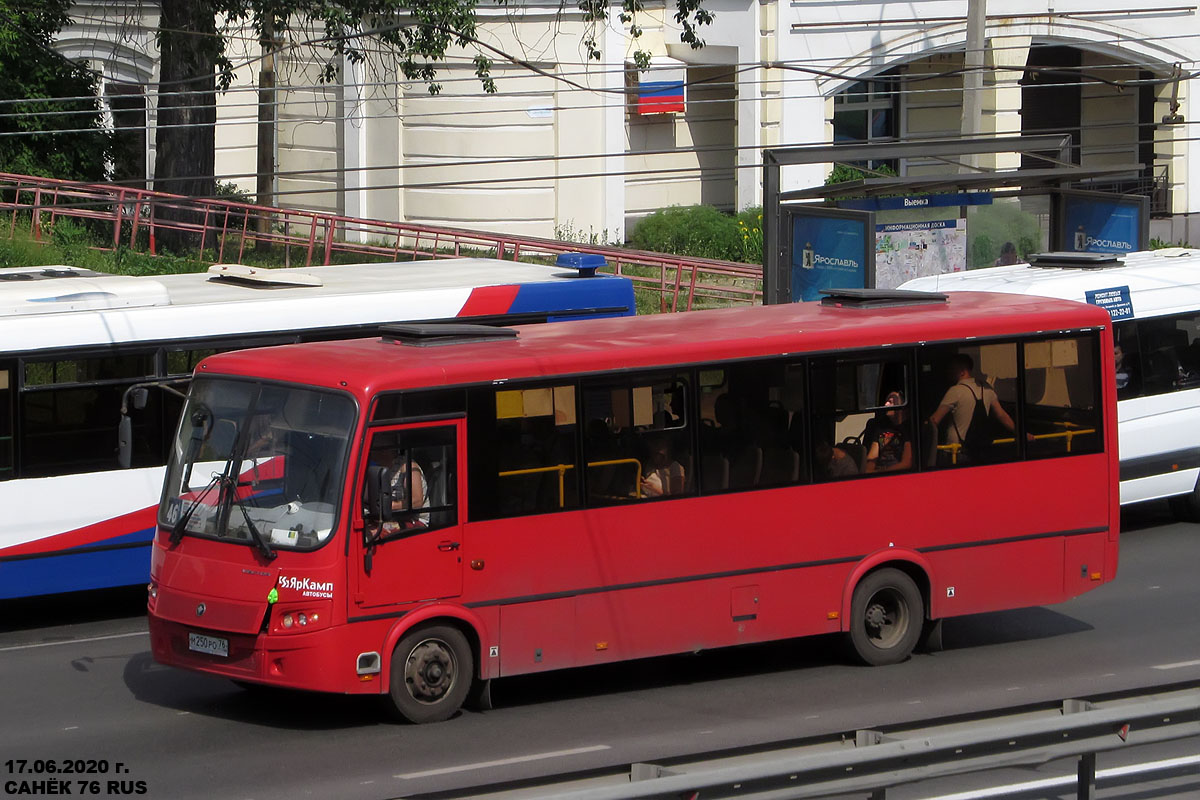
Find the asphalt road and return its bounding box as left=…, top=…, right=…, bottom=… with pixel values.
left=1, top=501, right=1197, bottom=800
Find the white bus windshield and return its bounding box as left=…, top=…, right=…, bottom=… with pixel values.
left=160, top=378, right=356, bottom=553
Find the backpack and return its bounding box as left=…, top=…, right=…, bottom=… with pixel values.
left=955, top=383, right=998, bottom=464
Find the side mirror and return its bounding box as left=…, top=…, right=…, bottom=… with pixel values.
left=363, top=465, right=394, bottom=525
left=130, top=387, right=149, bottom=411
left=117, top=415, right=133, bottom=469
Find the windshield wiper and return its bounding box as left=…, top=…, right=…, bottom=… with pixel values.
left=170, top=475, right=221, bottom=546
left=219, top=473, right=276, bottom=561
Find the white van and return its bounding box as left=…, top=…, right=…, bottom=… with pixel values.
left=900, top=249, right=1200, bottom=517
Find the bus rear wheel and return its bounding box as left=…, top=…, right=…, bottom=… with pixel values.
left=849, top=568, right=923, bottom=666
left=388, top=624, right=473, bottom=723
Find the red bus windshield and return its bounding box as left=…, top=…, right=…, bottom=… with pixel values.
left=160, top=378, right=356, bottom=554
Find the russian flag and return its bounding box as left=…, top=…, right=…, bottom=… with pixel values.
left=635, top=61, right=686, bottom=115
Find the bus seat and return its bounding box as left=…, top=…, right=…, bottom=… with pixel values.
left=728, top=446, right=762, bottom=488
left=838, top=437, right=866, bottom=473
left=700, top=454, right=729, bottom=492
left=759, top=444, right=799, bottom=484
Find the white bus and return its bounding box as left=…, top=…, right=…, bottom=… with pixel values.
left=0, top=257, right=634, bottom=598
left=900, top=248, right=1200, bottom=516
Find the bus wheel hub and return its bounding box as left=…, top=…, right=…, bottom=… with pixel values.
left=406, top=640, right=455, bottom=702
left=865, top=603, right=887, bottom=630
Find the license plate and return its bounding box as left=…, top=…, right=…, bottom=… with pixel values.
left=188, top=632, right=228, bottom=657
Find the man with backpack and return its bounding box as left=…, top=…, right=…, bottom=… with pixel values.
left=927, top=354, right=1023, bottom=465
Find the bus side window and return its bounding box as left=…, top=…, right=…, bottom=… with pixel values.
left=696, top=361, right=805, bottom=493
left=1137, top=312, right=1200, bottom=395
left=582, top=374, right=693, bottom=506
left=367, top=427, right=458, bottom=535
left=810, top=353, right=913, bottom=479
left=493, top=385, right=580, bottom=518
left=918, top=342, right=1021, bottom=469
left=19, top=353, right=160, bottom=478
left=1023, top=335, right=1103, bottom=459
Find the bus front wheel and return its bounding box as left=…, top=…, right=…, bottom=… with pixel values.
left=848, top=568, right=924, bottom=666
left=388, top=624, right=473, bottom=723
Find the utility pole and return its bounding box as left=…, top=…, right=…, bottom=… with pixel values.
left=255, top=17, right=277, bottom=251
left=961, top=0, right=986, bottom=170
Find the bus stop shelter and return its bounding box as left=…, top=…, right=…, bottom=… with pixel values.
left=763, top=135, right=1149, bottom=303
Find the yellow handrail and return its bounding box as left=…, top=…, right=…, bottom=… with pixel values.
left=498, top=464, right=575, bottom=507
left=936, top=427, right=1097, bottom=464
left=498, top=458, right=645, bottom=506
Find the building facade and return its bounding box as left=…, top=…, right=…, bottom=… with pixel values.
left=57, top=1, right=1200, bottom=243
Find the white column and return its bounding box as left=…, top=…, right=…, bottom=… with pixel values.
left=602, top=20, right=627, bottom=241
left=343, top=55, right=368, bottom=238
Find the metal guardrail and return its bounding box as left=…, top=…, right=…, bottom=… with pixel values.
left=0, top=172, right=762, bottom=312
left=481, top=689, right=1200, bottom=800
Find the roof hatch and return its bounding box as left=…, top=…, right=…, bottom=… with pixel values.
left=380, top=323, right=520, bottom=347
left=1026, top=252, right=1123, bottom=269
left=207, top=264, right=323, bottom=287
left=819, top=288, right=948, bottom=309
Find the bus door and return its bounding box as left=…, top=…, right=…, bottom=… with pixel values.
left=354, top=421, right=464, bottom=608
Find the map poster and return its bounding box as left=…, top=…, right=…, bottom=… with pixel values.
left=875, top=218, right=967, bottom=289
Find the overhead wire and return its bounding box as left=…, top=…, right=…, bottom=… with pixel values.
left=1, top=5, right=1192, bottom=204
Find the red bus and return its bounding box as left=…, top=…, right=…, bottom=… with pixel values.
left=147, top=290, right=1119, bottom=722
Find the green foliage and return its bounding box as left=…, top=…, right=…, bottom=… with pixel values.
left=627, top=205, right=763, bottom=264
left=555, top=221, right=619, bottom=246
left=577, top=0, right=712, bottom=71
left=1150, top=236, right=1194, bottom=249
left=629, top=205, right=740, bottom=261
left=215, top=181, right=255, bottom=203
left=734, top=206, right=763, bottom=265
left=0, top=219, right=210, bottom=274
left=824, top=163, right=898, bottom=185
left=966, top=202, right=1041, bottom=268
left=0, top=0, right=112, bottom=181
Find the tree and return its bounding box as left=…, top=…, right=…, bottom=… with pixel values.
left=0, top=0, right=112, bottom=180
left=152, top=0, right=713, bottom=216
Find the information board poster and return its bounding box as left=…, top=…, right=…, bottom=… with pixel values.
left=875, top=218, right=967, bottom=288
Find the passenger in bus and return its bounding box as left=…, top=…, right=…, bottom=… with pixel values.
left=379, top=445, right=430, bottom=528
left=927, top=354, right=1025, bottom=460
left=814, top=440, right=858, bottom=479
left=641, top=436, right=686, bottom=497
left=864, top=391, right=913, bottom=473
left=1114, top=343, right=1135, bottom=393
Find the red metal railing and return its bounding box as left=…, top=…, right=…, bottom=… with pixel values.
left=0, top=173, right=763, bottom=311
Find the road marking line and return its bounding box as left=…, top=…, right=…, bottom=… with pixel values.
left=922, top=754, right=1200, bottom=799
left=0, top=630, right=148, bottom=652
left=395, top=745, right=612, bottom=779
left=1151, top=659, right=1200, bottom=670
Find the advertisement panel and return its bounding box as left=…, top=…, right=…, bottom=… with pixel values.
left=1055, top=190, right=1149, bottom=254
left=771, top=205, right=874, bottom=303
